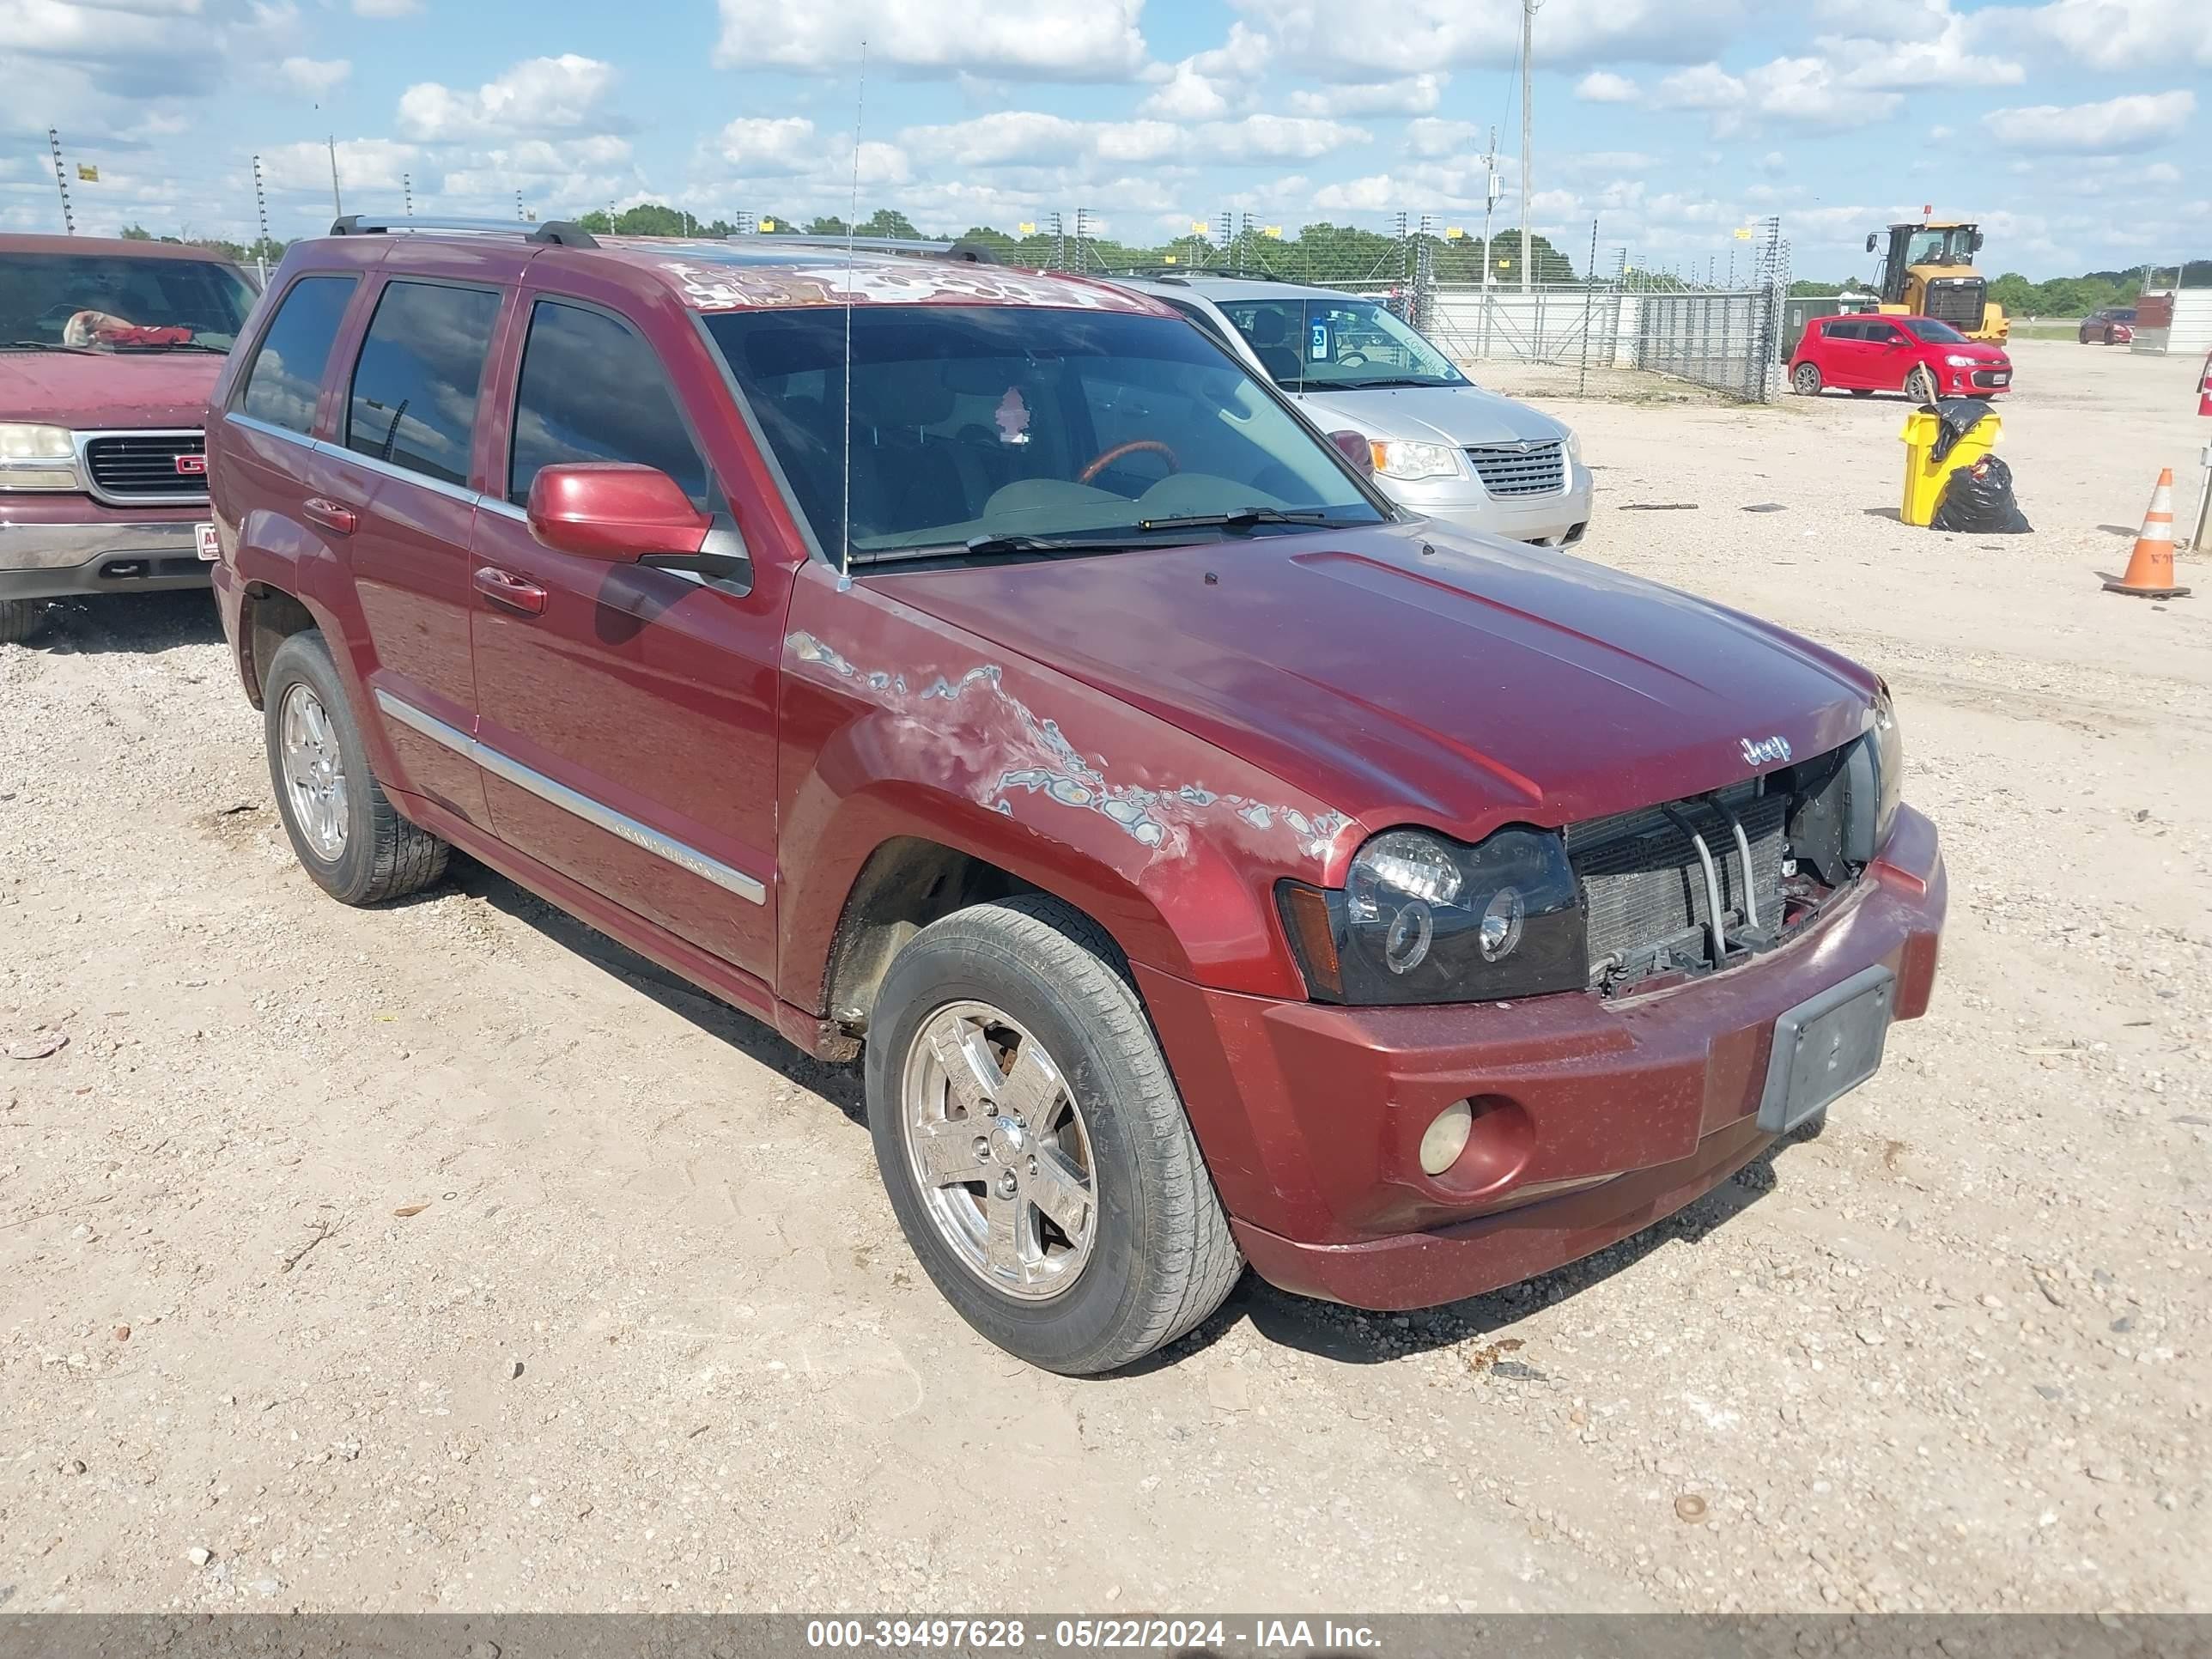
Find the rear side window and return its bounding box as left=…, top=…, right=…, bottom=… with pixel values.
left=1822, top=320, right=1863, bottom=342
left=239, top=276, right=356, bottom=434
left=507, top=301, right=709, bottom=508
left=344, top=280, right=501, bottom=487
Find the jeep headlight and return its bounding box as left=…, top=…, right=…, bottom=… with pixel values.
left=0, top=422, right=80, bottom=491
left=1369, top=439, right=1462, bottom=482
left=1277, top=826, right=1588, bottom=1005
left=1871, top=682, right=1903, bottom=849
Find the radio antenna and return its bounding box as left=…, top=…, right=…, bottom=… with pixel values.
left=839, top=39, right=867, bottom=581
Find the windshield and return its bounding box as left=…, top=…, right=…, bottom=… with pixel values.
left=1904, top=228, right=1973, bottom=267
left=1215, top=295, right=1466, bottom=391
left=706, top=305, right=1385, bottom=562
left=0, top=252, right=256, bottom=352
left=1905, top=318, right=1970, bottom=344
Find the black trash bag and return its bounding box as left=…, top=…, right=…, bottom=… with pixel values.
left=1930, top=453, right=2033, bottom=534
left=1929, top=396, right=1996, bottom=463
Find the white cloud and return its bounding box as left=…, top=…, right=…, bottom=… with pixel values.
left=1983, top=88, right=2196, bottom=152
left=354, top=0, right=421, bottom=14
left=279, top=56, right=351, bottom=99
left=2004, top=0, right=2212, bottom=70
left=259, top=137, right=420, bottom=194
left=1652, top=56, right=1901, bottom=131
left=1139, top=22, right=1270, bottom=119
left=1286, top=74, right=1445, bottom=116
left=713, top=0, right=1147, bottom=79
left=1406, top=118, right=1482, bottom=159
left=1819, top=20, right=2022, bottom=88
left=398, top=55, right=622, bottom=142
left=1575, top=70, right=1639, bottom=102
left=714, top=116, right=824, bottom=177
left=900, top=111, right=1370, bottom=170
left=1249, top=0, right=1745, bottom=76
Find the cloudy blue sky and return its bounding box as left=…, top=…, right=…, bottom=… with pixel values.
left=1, top=0, right=2203, bottom=278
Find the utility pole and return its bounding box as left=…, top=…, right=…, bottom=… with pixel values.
left=1519, top=0, right=1538, bottom=292
left=1481, top=125, right=1499, bottom=294
left=327, top=135, right=343, bottom=220
left=403, top=173, right=414, bottom=217
left=252, top=154, right=271, bottom=283
left=516, top=190, right=525, bottom=222
left=48, top=128, right=76, bottom=234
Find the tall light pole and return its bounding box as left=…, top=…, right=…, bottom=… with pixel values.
left=1481, top=125, right=1499, bottom=293
left=403, top=173, right=414, bottom=217
left=326, top=135, right=343, bottom=220
left=252, top=154, right=270, bottom=282
left=1520, top=0, right=1539, bottom=291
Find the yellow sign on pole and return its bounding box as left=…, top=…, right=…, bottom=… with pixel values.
left=1164, top=254, right=1178, bottom=264
left=1446, top=226, right=1464, bottom=240
left=1190, top=221, right=1208, bottom=235
left=76, top=163, right=99, bottom=182
left=759, top=217, right=776, bottom=232
left=1733, top=226, right=1753, bottom=240
left=1018, top=222, right=1036, bottom=235
left=1263, top=225, right=1282, bottom=239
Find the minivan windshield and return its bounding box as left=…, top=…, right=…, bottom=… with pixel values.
left=0, top=252, right=257, bottom=353
left=1215, top=295, right=1467, bottom=392
left=706, top=305, right=1386, bottom=563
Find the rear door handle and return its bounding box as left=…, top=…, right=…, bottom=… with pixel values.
left=302, top=497, right=357, bottom=534
left=473, top=565, right=547, bottom=616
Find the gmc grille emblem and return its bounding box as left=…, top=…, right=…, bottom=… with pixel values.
left=174, top=454, right=208, bottom=476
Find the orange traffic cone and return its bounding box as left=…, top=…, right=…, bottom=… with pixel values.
left=2102, top=469, right=2191, bottom=599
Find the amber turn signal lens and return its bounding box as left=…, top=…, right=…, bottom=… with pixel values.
left=1277, top=881, right=1343, bottom=1001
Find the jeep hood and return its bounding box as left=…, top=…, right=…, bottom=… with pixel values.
left=1290, top=382, right=1565, bottom=448
left=0, top=349, right=222, bottom=430
left=873, top=521, right=1877, bottom=844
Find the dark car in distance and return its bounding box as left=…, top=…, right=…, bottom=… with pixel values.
left=0, top=234, right=258, bottom=642
left=203, top=218, right=1946, bottom=1374
left=1789, top=312, right=2012, bottom=403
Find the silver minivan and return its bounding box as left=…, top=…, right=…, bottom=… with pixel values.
left=1113, top=274, right=1593, bottom=547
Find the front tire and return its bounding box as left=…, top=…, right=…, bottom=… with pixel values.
left=1905, top=364, right=1939, bottom=404
left=866, top=895, right=1243, bottom=1374
left=0, top=598, right=52, bottom=645
left=262, top=630, right=448, bottom=906
left=1791, top=362, right=1823, bottom=396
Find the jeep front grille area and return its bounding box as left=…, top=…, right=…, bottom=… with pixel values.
left=1924, top=279, right=1984, bottom=332
left=1467, top=441, right=1565, bottom=497
left=1565, top=742, right=1861, bottom=993
left=82, top=432, right=207, bottom=503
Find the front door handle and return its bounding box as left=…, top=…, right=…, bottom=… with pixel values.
left=302, top=496, right=357, bottom=534
left=473, top=565, right=547, bottom=616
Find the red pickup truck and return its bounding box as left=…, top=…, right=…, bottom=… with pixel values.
left=0, top=234, right=258, bottom=642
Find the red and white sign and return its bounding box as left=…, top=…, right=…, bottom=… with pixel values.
left=2199, top=349, right=2211, bottom=418
left=195, top=522, right=220, bottom=562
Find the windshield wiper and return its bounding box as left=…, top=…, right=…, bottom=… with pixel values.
left=847, top=532, right=1157, bottom=567
left=1337, top=375, right=1456, bottom=389
left=113, top=340, right=228, bottom=353
left=1134, top=507, right=1345, bottom=534
left=3, top=339, right=93, bottom=353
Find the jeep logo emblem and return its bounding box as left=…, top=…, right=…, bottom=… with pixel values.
left=1740, top=734, right=1792, bottom=767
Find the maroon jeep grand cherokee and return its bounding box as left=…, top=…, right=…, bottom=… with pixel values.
left=204, top=218, right=1945, bottom=1374
left=1, top=234, right=258, bottom=642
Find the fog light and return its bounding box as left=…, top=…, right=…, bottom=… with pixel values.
left=1419, top=1100, right=1474, bottom=1176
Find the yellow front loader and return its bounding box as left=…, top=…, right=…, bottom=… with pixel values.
left=1865, top=219, right=2009, bottom=344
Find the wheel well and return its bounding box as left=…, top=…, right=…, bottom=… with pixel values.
left=242, top=585, right=317, bottom=708
left=821, top=839, right=1041, bottom=1036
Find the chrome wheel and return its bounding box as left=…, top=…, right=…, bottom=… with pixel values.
left=1791, top=363, right=1821, bottom=396
left=279, top=681, right=349, bottom=863
left=899, top=1000, right=1097, bottom=1302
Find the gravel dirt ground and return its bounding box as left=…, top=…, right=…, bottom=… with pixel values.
left=3, top=337, right=2207, bottom=1617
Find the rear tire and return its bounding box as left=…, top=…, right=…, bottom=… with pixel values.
left=865, top=894, right=1243, bottom=1375
left=1791, top=362, right=1823, bottom=397
left=0, top=598, right=52, bottom=645
left=262, top=630, right=449, bottom=906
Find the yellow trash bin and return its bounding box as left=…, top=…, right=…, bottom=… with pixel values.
left=1899, top=407, right=2000, bottom=527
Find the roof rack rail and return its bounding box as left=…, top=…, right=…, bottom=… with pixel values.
left=732, top=233, right=996, bottom=265
left=328, top=215, right=599, bottom=250
left=1112, top=263, right=1277, bottom=283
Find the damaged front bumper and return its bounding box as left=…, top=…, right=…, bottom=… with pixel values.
left=1137, top=804, right=1946, bottom=1310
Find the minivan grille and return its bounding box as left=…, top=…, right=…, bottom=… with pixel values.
left=1466, top=441, right=1565, bottom=497
left=1566, top=782, right=1789, bottom=987
left=83, top=432, right=206, bottom=501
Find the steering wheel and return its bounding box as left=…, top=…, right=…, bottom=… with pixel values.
left=1338, top=350, right=1369, bottom=368
left=1077, top=439, right=1180, bottom=486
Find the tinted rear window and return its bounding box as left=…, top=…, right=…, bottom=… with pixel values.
left=0, top=252, right=255, bottom=351
left=344, top=281, right=501, bottom=487
left=239, top=276, right=356, bottom=434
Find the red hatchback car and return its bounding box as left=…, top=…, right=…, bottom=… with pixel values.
left=204, top=219, right=1946, bottom=1373
left=1790, top=313, right=2012, bottom=402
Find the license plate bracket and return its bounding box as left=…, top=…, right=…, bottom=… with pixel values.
left=1756, top=964, right=1895, bottom=1134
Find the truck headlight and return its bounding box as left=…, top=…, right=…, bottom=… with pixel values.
left=1277, top=826, right=1588, bottom=1005
left=1369, top=439, right=1462, bottom=482
left=0, top=422, right=81, bottom=491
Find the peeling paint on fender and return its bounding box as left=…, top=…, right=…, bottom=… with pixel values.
left=786, top=630, right=1352, bottom=863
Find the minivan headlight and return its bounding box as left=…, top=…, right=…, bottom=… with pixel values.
left=1369, top=439, right=1462, bottom=482
left=1562, top=426, right=1583, bottom=461
left=0, top=422, right=80, bottom=491
left=1277, top=826, right=1588, bottom=1005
